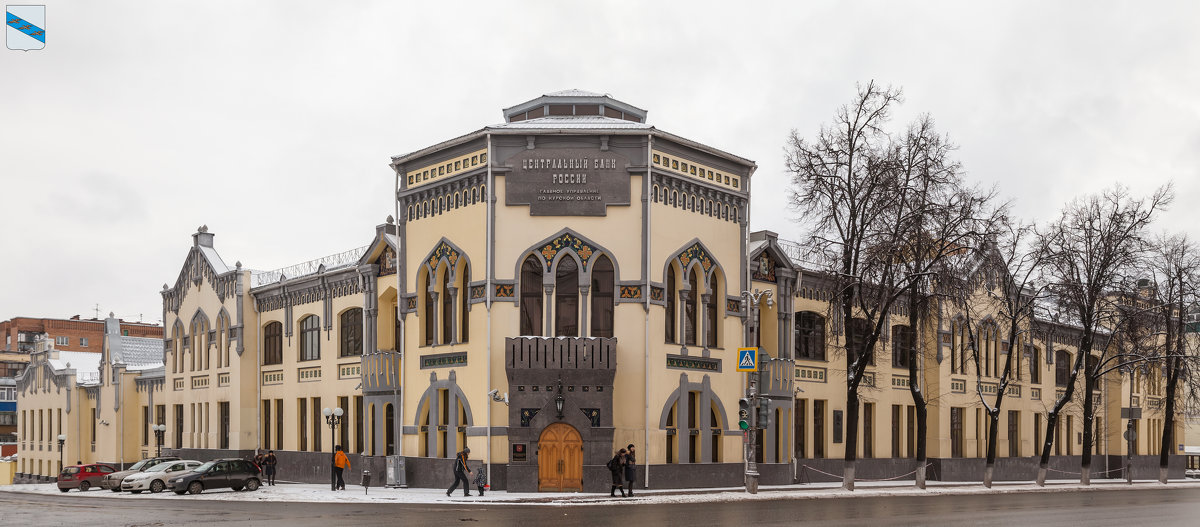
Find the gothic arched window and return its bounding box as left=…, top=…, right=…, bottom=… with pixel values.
left=591, top=255, right=614, bottom=338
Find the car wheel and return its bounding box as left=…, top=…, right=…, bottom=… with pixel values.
left=188, top=482, right=203, bottom=495
left=131, top=490, right=141, bottom=494
left=79, top=481, right=91, bottom=492
left=111, top=486, right=122, bottom=492
left=231, top=485, right=243, bottom=491
left=245, top=479, right=260, bottom=491
left=174, top=489, right=187, bottom=495
left=150, top=480, right=165, bottom=493
left=59, top=488, right=70, bottom=493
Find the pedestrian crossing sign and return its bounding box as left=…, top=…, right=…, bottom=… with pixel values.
left=736, top=347, right=758, bottom=372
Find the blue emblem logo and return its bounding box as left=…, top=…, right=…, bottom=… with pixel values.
left=6, top=5, right=45, bottom=51
left=737, top=347, right=758, bottom=372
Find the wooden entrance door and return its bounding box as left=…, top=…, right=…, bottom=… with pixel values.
left=537, top=422, right=583, bottom=491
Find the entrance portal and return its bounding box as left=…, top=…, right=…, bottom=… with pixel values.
left=537, top=422, right=583, bottom=491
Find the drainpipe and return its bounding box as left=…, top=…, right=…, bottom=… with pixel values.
left=256, top=298, right=261, bottom=451
left=486, top=132, right=494, bottom=487
left=396, top=165, right=405, bottom=460
left=644, top=133, right=653, bottom=488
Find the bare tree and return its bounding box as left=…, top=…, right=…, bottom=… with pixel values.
left=891, top=116, right=998, bottom=488
left=787, top=81, right=905, bottom=490
left=1144, top=233, right=1200, bottom=483
left=966, top=219, right=1049, bottom=487
left=787, top=82, right=995, bottom=489
left=1035, top=184, right=1173, bottom=485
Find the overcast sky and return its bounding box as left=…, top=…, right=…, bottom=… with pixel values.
left=2, top=1, right=1197, bottom=326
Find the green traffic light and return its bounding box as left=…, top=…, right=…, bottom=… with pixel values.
left=739, top=421, right=749, bottom=430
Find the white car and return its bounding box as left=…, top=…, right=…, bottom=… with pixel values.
left=121, top=460, right=202, bottom=494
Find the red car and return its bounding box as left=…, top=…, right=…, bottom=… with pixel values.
left=58, top=464, right=117, bottom=492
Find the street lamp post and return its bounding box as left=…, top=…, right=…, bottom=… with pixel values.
left=57, top=434, right=66, bottom=474
left=151, top=424, right=166, bottom=458
left=741, top=288, right=773, bottom=495
left=323, top=407, right=344, bottom=490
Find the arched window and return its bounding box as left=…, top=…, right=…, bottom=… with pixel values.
left=723, top=204, right=729, bottom=220
left=666, top=265, right=677, bottom=343
left=1055, top=350, right=1071, bottom=387
left=460, top=262, right=470, bottom=343
left=848, top=317, right=872, bottom=365
left=263, top=322, right=282, bottom=365
left=1030, top=347, right=1042, bottom=384
left=652, top=185, right=659, bottom=203
left=705, top=272, right=719, bottom=348
left=688, top=195, right=695, bottom=211
left=892, top=324, right=914, bottom=369
left=684, top=268, right=700, bottom=346
left=590, top=255, right=614, bottom=338
left=172, top=322, right=184, bottom=373
left=472, top=187, right=479, bottom=204
left=795, top=312, right=825, bottom=360
left=520, top=256, right=543, bottom=336
left=671, top=190, right=678, bottom=207
left=299, top=315, right=320, bottom=361
left=422, top=268, right=434, bottom=346
left=408, top=205, right=413, bottom=221
left=555, top=257, right=579, bottom=337
left=340, top=308, right=363, bottom=357
left=218, top=311, right=232, bottom=368
left=441, top=266, right=453, bottom=344
left=190, top=316, right=208, bottom=371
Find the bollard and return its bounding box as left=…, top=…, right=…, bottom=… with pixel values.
left=362, top=469, right=371, bottom=495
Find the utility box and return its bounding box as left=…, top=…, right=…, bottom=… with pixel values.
left=386, top=455, right=406, bottom=488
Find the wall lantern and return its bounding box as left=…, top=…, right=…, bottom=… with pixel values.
left=554, top=379, right=565, bottom=419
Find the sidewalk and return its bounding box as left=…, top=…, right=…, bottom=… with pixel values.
left=3, top=478, right=1199, bottom=506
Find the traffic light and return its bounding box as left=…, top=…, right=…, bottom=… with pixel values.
left=738, top=398, right=750, bottom=430
left=758, top=399, right=772, bottom=428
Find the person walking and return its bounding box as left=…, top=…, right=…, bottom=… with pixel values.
left=263, top=450, right=278, bottom=486
left=332, top=445, right=350, bottom=491
left=624, top=444, right=637, bottom=496
left=446, top=447, right=473, bottom=497
left=607, top=448, right=627, bottom=497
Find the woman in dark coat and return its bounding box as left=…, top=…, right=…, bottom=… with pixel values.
left=608, top=449, right=626, bottom=497
left=623, top=444, right=636, bottom=496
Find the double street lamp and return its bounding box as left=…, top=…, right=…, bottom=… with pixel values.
left=151, top=424, right=167, bottom=457
left=323, top=407, right=344, bottom=490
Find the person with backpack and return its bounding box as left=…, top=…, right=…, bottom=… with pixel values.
left=607, top=448, right=627, bottom=497
left=473, top=465, right=488, bottom=496
left=447, top=447, right=473, bottom=497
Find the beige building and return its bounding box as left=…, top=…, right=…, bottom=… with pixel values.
left=16, top=90, right=1187, bottom=488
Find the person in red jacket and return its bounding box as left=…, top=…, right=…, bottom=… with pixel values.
left=332, top=445, right=350, bottom=491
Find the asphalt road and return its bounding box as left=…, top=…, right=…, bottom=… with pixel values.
left=4, top=486, right=1200, bottom=526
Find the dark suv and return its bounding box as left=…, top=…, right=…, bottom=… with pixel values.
left=168, top=458, right=261, bottom=495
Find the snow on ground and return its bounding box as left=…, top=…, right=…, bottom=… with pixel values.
left=3, top=479, right=1199, bottom=506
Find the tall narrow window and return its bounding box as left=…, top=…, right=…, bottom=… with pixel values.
left=423, top=270, right=434, bottom=346
left=796, top=312, right=826, bottom=360
left=951, top=407, right=964, bottom=457
left=848, top=318, right=872, bottom=365
left=441, top=267, right=453, bottom=344
left=299, top=315, right=320, bottom=361
left=892, top=324, right=913, bottom=369
left=555, top=257, right=579, bottom=336
left=684, top=268, right=699, bottom=346
left=950, top=321, right=959, bottom=374
left=520, top=256, right=542, bottom=336
left=665, top=265, right=677, bottom=343
left=263, top=322, right=282, bottom=365
left=706, top=272, right=718, bottom=348
left=1055, top=350, right=1070, bottom=387
left=460, top=263, right=470, bottom=343
left=340, top=309, right=363, bottom=357
left=590, top=255, right=614, bottom=338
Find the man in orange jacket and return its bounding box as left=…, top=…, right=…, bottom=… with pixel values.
left=332, top=445, right=350, bottom=491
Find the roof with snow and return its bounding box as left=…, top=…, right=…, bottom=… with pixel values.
left=47, top=350, right=102, bottom=385
left=110, top=336, right=163, bottom=371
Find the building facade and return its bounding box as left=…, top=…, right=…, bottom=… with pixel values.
left=16, top=90, right=1186, bottom=488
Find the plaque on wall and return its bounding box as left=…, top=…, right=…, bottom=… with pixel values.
left=504, top=147, right=631, bottom=216
left=833, top=410, right=843, bottom=444
left=512, top=442, right=527, bottom=462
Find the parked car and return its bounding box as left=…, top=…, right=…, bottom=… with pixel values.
left=168, top=458, right=261, bottom=495
left=101, top=456, right=182, bottom=491
left=121, top=460, right=202, bottom=494
left=57, top=464, right=117, bottom=492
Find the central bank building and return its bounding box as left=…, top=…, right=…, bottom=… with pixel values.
left=40, top=90, right=1166, bottom=491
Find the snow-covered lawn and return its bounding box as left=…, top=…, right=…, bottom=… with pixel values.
left=3, top=479, right=1198, bottom=506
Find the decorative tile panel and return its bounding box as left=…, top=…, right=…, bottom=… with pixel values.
left=538, top=232, right=597, bottom=268
left=520, top=408, right=539, bottom=427
left=666, top=355, right=721, bottom=372
left=580, top=408, right=601, bottom=427
left=420, top=351, right=467, bottom=369
left=495, top=284, right=514, bottom=298
left=619, top=285, right=642, bottom=299
left=677, top=243, right=715, bottom=275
